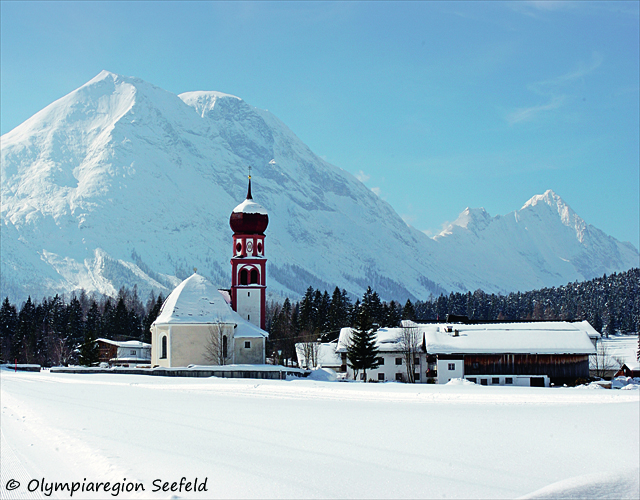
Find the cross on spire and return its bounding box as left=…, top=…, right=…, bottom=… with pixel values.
left=246, top=166, right=253, bottom=200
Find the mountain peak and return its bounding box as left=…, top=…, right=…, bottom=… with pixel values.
left=522, top=189, right=560, bottom=208
left=521, top=189, right=582, bottom=231
left=436, top=207, right=492, bottom=238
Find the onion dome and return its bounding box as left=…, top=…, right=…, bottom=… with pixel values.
left=230, top=176, right=269, bottom=235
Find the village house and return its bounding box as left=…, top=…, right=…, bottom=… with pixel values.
left=96, top=339, right=151, bottom=367
left=336, top=320, right=598, bottom=386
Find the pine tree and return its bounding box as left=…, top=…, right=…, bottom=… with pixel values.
left=78, top=300, right=101, bottom=366
left=346, top=305, right=380, bottom=382
left=0, top=298, right=18, bottom=362
left=142, top=294, right=164, bottom=343
left=402, top=299, right=416, bottom=321
left=67, top=296, right=85, bottom=348
left=16, top=297, right=37, bottom=363
left=77, top=328, right=99, bottom=366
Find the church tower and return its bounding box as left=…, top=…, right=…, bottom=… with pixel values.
left=229, top=172, right=268, bottom=330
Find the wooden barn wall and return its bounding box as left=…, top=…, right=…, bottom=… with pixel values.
left=463, top=354, right=589, bottom=379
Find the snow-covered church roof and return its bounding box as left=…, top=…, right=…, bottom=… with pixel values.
left=152, top=273, right=266, bottom=338
left=232, top=197, right=268, bottom=215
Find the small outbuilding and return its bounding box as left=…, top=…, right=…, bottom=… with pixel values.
left=616, top=362, right=640, bottom=378
left=96, top=339, right=151, bottom=367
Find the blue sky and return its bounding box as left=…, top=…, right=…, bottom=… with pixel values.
left=2, top=1, right=639, bottom=249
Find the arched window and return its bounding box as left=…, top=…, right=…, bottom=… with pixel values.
left=250, top=269, right=259, bottom=284
left=240, top=269, right=248, bottom=285
left=223, top=335, right=228, bottom=359
left=161, top=336, right=167, bottom=359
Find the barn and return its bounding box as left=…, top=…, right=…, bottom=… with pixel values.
left=336, top=320, right=598, bottom=386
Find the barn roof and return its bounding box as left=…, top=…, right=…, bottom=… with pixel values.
left=336, top=321, right=596, bottom=355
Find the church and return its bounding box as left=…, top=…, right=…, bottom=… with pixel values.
left=150, top=174, right=269, bottom=367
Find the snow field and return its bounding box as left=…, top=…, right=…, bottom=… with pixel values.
left=1, top=370, right=638, bottom=499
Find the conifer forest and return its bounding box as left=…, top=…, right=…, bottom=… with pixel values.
left=1, top=268, right=638, bottom=367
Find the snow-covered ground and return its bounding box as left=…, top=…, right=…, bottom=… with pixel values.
left=1, top=370, right=638, bottom=499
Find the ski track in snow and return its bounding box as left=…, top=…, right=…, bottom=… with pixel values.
left=1, top=370, right=638, bottom=499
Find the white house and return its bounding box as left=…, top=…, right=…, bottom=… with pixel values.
left=336, top=320, right=598, bottom=386
left=97, top=339, right=151, bottom=366
left=150, top=273, right=267, bottom=367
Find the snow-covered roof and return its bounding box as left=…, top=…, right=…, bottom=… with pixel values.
left=336, top=327, right=404, bottom=353
left=152, top=273, right=266, bottom=338
left=232, top=198, right=268, bottom=215
left=97, top=339, right=151, bottom=349
left=337, top=321, right=596, bottom=355
left=622, top=361, right=640, bottom=371
left=423, top=326, right=595, bottom=355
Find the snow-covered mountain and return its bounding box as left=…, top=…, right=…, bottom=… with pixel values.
left=1, top=71, right=637, bottom=303
left=434, top=190, right=638, bottom=292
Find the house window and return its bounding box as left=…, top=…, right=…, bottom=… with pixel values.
left=223, top=335, right=228, bottom=358
left=160, top=336, right=167, bottom=359
left=248, top=314, right=250, bottom=321
left=480, top=379, right=488, bottom=386
left=130, top=350, right=136, bottom=356
left=377, top=373, right=385, bottom=381
left=359, top=373, right=365, bottom=380
left=468, top=378, right=477, bottom=383
left=248, top=291, right=250, bottom=297
left=240, top=269, right=248, bottom=285
left=395, top=373, right=403, bottom=381
left=492, top=378, right=500, bottom=385
left=505, top=378, right=513, bottom=385
left=448, top=363, right=455, bottom=370
left=414, top=357, right=420, bottom=365
left=250, top=269, right=259, bottom=284
left=244, top=341, right=251, bottom=349
left=395, top=358, right=402, bottom=365
left=377, top=357, right=385, bottom=365
left=414, top=372, right=420, bottom=380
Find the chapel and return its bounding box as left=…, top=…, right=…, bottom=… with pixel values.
left=150, top=174, right=268, bottom=367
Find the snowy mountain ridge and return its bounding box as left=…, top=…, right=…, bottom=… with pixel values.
left=1, top=71, right=637, bottom=303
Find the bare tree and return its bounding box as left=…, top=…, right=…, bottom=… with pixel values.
left=592, top=339, right=618, bottom=379
left=399, top=324, right=420, bottom=383
left=300, top=340, right=320, bottom=369
left=204, top=321, right=230, bottom=365
left=51, top=336, right=73, bottom=366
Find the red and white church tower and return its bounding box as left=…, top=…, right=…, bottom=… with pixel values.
left=229, top=173, right=268, bottom=330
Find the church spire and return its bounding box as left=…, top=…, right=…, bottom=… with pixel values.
left=246, top=166, right=253, bottom=200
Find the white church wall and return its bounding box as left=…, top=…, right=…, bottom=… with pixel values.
left=234, top=337, right=264, bottom=365
left=151, top=326, right=171, bottom=367
left=152, top=323, right=237, bottom=367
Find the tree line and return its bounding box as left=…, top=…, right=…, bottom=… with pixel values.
left=0, top=287, right=164, bottom=366
left=1, top=268, right=637, bottom=367
left=266, top=268, right=639, bottom=366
